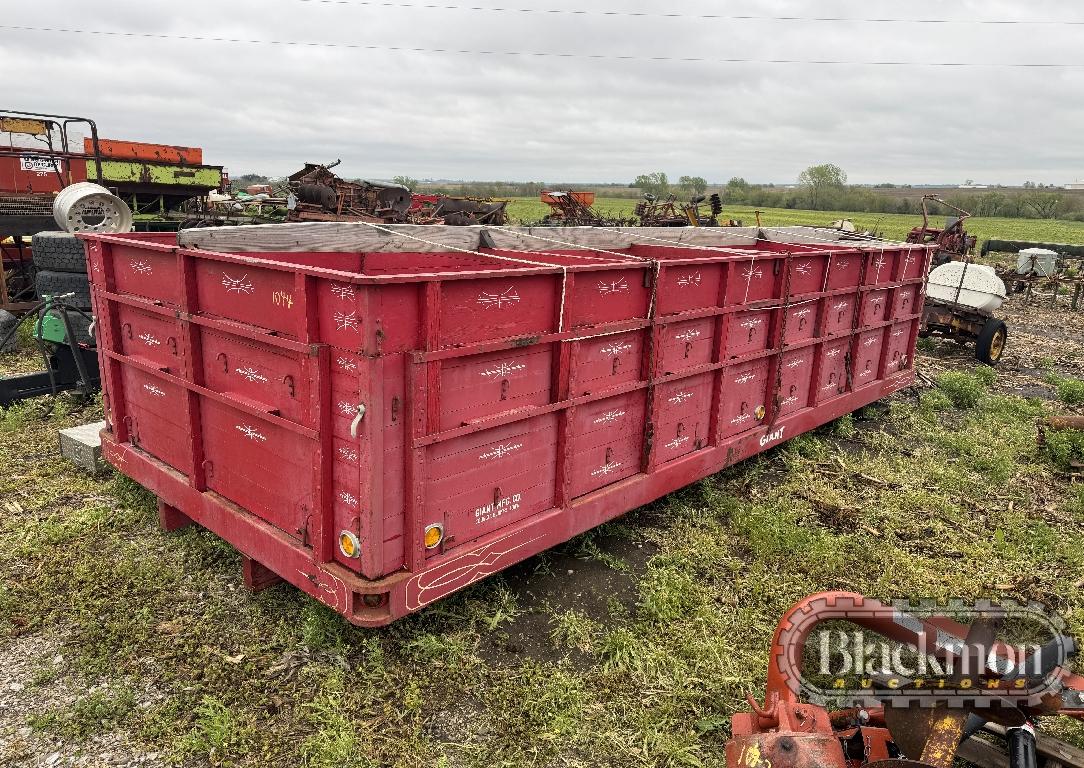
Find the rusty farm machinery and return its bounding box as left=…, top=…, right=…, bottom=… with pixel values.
left=179, top=162, right=509, bottom=228
left=900, top=197, right=1008, bottom=365
left=906, top=195, right=978, bottom=267
left=538, top=189, right=737, bottom=228
left=636, top=191, right=737, bottom=227
left=537, top=190, right=635, bottom=227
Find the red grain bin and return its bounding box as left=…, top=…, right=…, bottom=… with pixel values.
left=81, top=225, right=933, bottom=626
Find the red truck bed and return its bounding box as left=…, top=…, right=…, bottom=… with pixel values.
left=82, top=225, right=932, bottom=626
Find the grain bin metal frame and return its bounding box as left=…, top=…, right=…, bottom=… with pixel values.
left=81, top=226, right=934, bottom=626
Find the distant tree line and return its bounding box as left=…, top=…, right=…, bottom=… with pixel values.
left=718, top=166, right=1083, bottom=221
left=232, top=165, right=1084, bottom=221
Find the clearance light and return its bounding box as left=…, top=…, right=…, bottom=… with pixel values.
left=755, top=405, right=767, bottom=421
left=424, top=524, right=445, bottom=550
left=338, top=531, right=361, bottom=559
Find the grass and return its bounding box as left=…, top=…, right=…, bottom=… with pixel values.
left=1057, top=378, right=1084, bottom=406
left=4, top=368, right=1084, bottom=766
left=934, top=370, right=988, bottom=409
left=1043, top=370, right=1084, bottom=406
left=29, top=687, right=137, bottom=740
left=504, top=199, right=1084, bottom=249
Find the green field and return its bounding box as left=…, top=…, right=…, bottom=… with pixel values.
left=506, top=198, right=1084, bottom=247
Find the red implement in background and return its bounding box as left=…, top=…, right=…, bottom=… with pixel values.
left=410, top=193, right=441, bottom=212
left=81, top=226, right=933, bottom=625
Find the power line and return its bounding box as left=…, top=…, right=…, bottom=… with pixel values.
left=2, top=25, right=1083, bottom=68
left=292, top=0, right=1084, bottom=26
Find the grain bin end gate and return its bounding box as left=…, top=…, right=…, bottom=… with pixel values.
left=82, top=225, right=934, bottom=626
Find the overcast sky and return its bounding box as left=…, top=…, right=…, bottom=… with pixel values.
left=3, top=0, right=1082, bottom=185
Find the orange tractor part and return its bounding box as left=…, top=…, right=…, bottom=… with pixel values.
left=83, top=137, right=203, bottom=165
left=541, top=190, right=595, bottom=206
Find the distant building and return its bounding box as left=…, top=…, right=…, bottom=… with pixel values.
left=958, top=183, right=989, bottom=190
left=1065, top=180, right=1084, bottom=190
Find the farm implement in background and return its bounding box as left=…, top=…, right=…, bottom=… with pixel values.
left=0, top=109, right=104, bottom=311
left=894, top=196, right=1011, bottom=364
left=727, top=593, right=1084, bottom=768
left=906, top=195, right=977, bottom=266
left=287, top=161, right=415, bottom=224
left=287, top=162, right=511, bottom=226
left=983, top=243, right=1084, bottom=312
left=920, top=261, right=1009, bottom=366
left=414, top=195, right=509, bottom=226
left=191, top=163, right=510, bottom=228
left=537, top=190, right=635, bottom=226
left=635, top=192, right=740, bottom=227
left=538, top=189, right=741, bottom=228
left=84, top=136, right=225, bottom=214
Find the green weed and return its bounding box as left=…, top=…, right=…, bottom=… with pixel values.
left=1043, top=429, right=1084, bottom=471
left=177, top=696, right=254, bottom=763
left=639, top=568, right=707, bottom=624
left=300, top=671, right=374, bottom=768
left=974, top=365, right=997, bottom=387
left=29, top=687, right=136, bottom=740
left=1068, top=485, right=1084, bottom=519
left=919, top=388, right=953, bottom=413
left=549, top=609, right=600, bottom=653
left=1057, top=378, right=1084, bottom=406
left=300, top=602, right=350, bottom=652
left=782, top=432, right=828, bottom=463
left=402, top=632, right=473, bottom=664
left=571, top=531, right=631, bottom=572
left=936, top=371, right=987, bottom=409
left=832, top=414, right=857, bottom=439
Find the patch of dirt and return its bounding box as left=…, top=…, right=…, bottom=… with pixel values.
left=476, top=535, right=658, bottom=666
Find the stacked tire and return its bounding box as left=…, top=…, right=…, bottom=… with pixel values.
left=32, top=232, right=92, bottom=309
left=32, top=232, right=95, bottom=345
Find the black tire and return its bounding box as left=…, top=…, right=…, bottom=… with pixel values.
left=975, top=319, right=1008, bottom=366
left=31, top=231, right=88, bottom=273
left=36, top=270, right=92, bottom=309
left=0, top=309, right=19, bottom=353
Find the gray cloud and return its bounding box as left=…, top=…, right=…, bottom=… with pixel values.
left=3, top=0, right=1082, bottom=184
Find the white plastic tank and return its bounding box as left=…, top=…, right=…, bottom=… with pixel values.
left=1017, top=248, right=1058, bottom=277
left=927, top=262, right=1007, bottom=313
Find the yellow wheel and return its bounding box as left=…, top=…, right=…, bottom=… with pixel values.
left=976, top=319, right=1008, bottom=366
